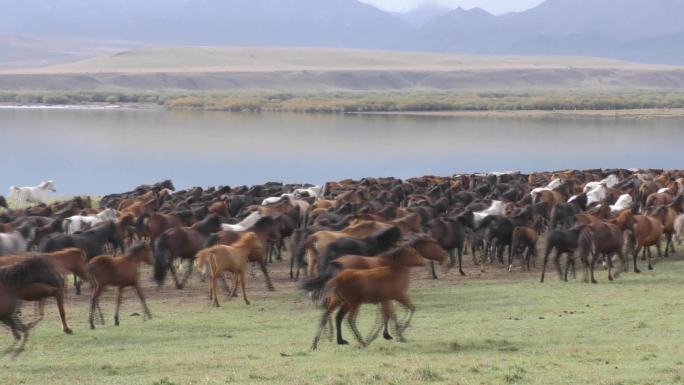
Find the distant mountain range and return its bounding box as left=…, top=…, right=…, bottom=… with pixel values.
left=1, top=0, right=683, bottom=65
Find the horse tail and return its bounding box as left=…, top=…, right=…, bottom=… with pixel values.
left=153, top=233, right=170, bottom=286
left=204, top=233, right=219, bottom=248
left=318, top=242, right=339, bottom=275
left=135, top=212, right=150, bottom=235
left=300, top=261, right=340, bottom=302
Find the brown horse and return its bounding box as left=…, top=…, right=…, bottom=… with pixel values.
left=153, top=214, right=222, bottom=289
left=1, top=257, right=63, bottom=357
left=576, top=209, right=634, bottom=283
left=203, top=216, right=278, bottom=291
left=510, top=226, right=538, bottom=271
left=88, top=243, right=154, bottom=329
left=632, top=209, right=665, bottom=270
left=0, top=248, right=87, bottom=334
left=309, top=244, right=426, bottom=349
left=136, top=212, right=189, bottom=245
left=195, top=232, right=264, bottom=306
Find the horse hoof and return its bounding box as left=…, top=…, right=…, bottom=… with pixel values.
left=635, top=269, right=641, bottom=274
left=337, top=340, right=349, bottom=345
left=383, top=334, right=393, bottom=340
left=64, top=328, right=73, bottom=335
left=268, top=287, right=275, bottom=292
left=648, top=266, right=653, bottom=270
left=89, top=325, right=95, bottom=330
left=459, top=271, right=466, bottom=276
left=245, top=301, right=251, bottom=305
left=608, top=276, right=613, bottom=281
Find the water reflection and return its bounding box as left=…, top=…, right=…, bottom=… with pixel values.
left=2, top=108, right=683, bottom=195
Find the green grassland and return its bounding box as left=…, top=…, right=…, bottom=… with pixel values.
left=2, top=252, right=684, bottom=385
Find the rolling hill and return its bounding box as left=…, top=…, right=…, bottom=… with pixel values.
left=1, top=47, right=684, bottom=92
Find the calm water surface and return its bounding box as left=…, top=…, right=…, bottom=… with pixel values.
left=2, top=108, right=683, bottom=195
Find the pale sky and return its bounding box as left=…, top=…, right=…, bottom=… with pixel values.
left=360, top=0, right=547, bottom=14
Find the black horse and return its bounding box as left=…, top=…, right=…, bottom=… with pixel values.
left=429, top=216, right=467, bottom=277
left=316, top=226, right=402, bottom=275
left=40, top=221, right=125, bottom=294
left=540, top=224, right=587, bottom=282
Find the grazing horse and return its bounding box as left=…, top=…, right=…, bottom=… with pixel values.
left=8, top=181, right=56, bottom=207
left=195, top=233, right=264, bottom=306
left=0, top=257, right=64, bottom=357
left=153, top=214, right=222, bottom=289
left=540, top=224, right=586, bottom=282
left=87, top=243, right=154, bottom=329
left=308, top=244, right=426, bottom=350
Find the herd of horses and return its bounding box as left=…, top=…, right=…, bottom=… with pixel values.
left=1, top=168, right=684, bottom=355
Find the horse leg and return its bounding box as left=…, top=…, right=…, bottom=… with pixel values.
left=230, top=272, right=239, bottom=298
left=346, top=304, right=366, bottom=348
left=133, top=283, right=152, bottom=320
left=211, top=274, right=220, bottom=307
left=335, top=306, right=349, bottom=345
left=179, top=260, right=193, bottom=289
left=457, top=246, right=465, bottom=276
left=11, top=315, right=29, bottom=358
left=54, top=289, right=72, bottom=334
left=89, top=283, right=104, bottom=329
left=382, top=301, right=394, bottom=340
left=633, top=243, right=642, bottom=273
left=240, top=271, right=250, bottom=305
left=589, top=254, right=598, bottom=284
left=364, top=304, right=385, bottom=347
left=540, top=248, right=551, bottom=283
left=430, top=261, right=438, bottom=279
left=167, top=261, right=182, bottom=289
left=394, top=294, right=414, bottom=342
left=257, top=260, right=275, bottom=291
left=311, top=298, right=338, bottom=350
left=114, top=287, right=123, bottom=326
left=74, top=274, right=81, bottom=296
left=289, top=252, right=295, bottom=280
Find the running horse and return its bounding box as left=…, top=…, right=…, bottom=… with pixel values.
left=0, top=257, right=64, bottom=357
left=9, top=181, right=56, bottom=208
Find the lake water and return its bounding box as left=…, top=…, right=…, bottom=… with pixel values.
left=2, top=107, right=683, bottom=195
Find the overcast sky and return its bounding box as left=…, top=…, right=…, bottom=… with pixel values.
left=360, top=0, right=547, bottom=14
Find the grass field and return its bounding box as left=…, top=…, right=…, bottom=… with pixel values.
left=2, top=250, right=684, bottom=385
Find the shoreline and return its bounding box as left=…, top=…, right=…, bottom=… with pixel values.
left=2, top=101, right=684, bottom=119
left=350, top=108, right=684, bottom=119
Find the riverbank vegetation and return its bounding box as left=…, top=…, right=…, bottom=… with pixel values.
left=3, top=89, right=684, bottom=113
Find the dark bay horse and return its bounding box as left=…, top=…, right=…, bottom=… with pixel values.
left=1, top=257, right=64, bottom=357
left=153, top=214, right=222, bottom=289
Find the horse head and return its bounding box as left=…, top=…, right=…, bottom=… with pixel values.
left=40, top=180, right=56, bottom=192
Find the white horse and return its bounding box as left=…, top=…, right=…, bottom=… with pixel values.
left=473, top=200, right=506, bottom=226
left=583, top=174, right=618, bottom=193
left=63, top=208, right=118, bottom=234
left=294, top=185, right=325, bottom=200
left=221, top=211, right=264, bottom=232
left=530, top=178, right=562, bottom=197
left=261, top=193, right=295, bottom=206
left=0, top=225, right=34, bottom=256
left=586, top=184, right=607, bottom=206
left=674, top=214, right=684, bottom=244
left=9, top=180, right=56, bottom=207
left=610, top=194, right=633, bottom=213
